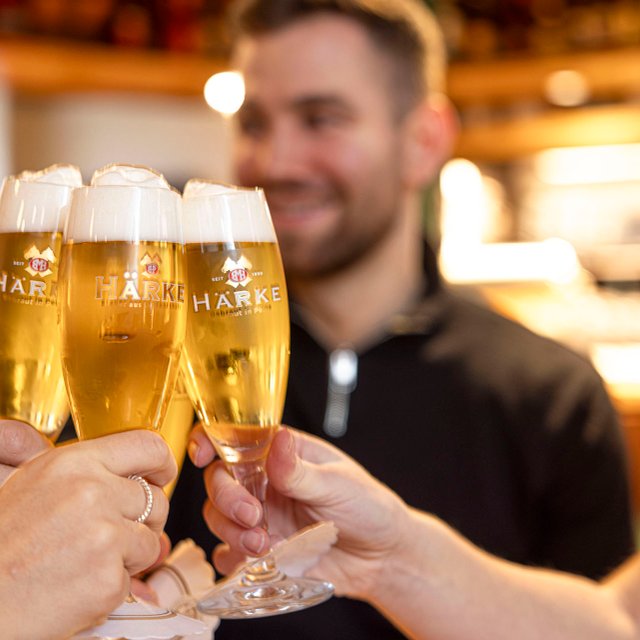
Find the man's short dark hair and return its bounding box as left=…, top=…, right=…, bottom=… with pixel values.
left=228, top=0, right=446, bottom=115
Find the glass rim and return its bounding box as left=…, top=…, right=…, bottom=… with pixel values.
left=1, top=176, right=77, bottom=192
left=73, top=183, right=182, bottom=196
left=90, top=162, right=181, bottom=196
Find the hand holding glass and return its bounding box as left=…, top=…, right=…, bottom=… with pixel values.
left=181, top=181, right=334, bottom=618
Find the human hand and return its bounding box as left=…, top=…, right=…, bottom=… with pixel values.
left=0, top=429, right=177, bottom=640
left=131, top=532, right=172, bottom=603
left=0, top=419, right=52, bottom=484
left=189, top=425, right=410, bottom=601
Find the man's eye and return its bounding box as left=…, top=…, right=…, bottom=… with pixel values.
left=238, top=115, right=267, bottom=137
left=304, top=112, right=343, bottom=130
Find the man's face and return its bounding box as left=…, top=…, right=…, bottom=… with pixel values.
left=231, top=14, right=413, bottom=278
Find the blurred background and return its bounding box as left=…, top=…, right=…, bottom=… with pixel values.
left=1, top=0, right=640, bottom=514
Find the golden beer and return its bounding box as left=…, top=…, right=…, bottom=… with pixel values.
left=0, top=231, right=69, bottom=439
left=161, top=373, right=194, bottom=497
left=183, top=183, right=335, bottom=618
left=183, top=241, right=289, bottom=465
left=59, top=240, right=186, bottom=440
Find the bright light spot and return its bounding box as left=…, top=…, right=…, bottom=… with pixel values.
left=540, top=237, right=581, bottom=285
left=535, top=144, right=640, bottom=185
left=329, top=349, right=357, bottom=387
left=204, top=71, right=245, bottom=115
left=440, top=158, right=483, bottom=200
left=544, top=70, right=590, bottom=107
left=440, top=239, right=581, bottom=285
left=440, top=158, right=487, bottom=248
left=591, top=343, right=640, bottom=386
left=438, top=160, right=582, bottom=286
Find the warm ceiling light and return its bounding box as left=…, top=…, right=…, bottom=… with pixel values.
left=204, top=71, right=245, bottom=116
left=543, top=69, right=590, bottom=107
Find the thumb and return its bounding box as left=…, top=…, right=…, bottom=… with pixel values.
left=0, top=419, right=52, bottom=465
left=266, top=428, right=340, bottom=505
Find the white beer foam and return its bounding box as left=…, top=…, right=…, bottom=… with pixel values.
left=17, top=164, right=84, bottom=187
left=182, top=179, right=276, bottom=244
left=0, top=163, right=83, bottom=233
left=91, top=163, right=172, bottom=189
left=183, top=180, right=242, bottom=198
left=66, top=164, right=183, bottom=244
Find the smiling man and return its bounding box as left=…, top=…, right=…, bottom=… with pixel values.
left=230, top=3, right=451, bottom=352
left=166, top=1, right=635, bottom=638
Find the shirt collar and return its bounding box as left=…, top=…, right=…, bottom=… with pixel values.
left=385, top=241, right=450, bottom=337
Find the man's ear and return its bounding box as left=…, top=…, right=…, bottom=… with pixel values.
left=401, top=94, right=459, bottom=188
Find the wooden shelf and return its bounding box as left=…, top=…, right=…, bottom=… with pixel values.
left=0, top=36, right=225, bottom=95
left=455, top=103, right=640, bottom=162
left=1, top=36, right=639, bottom=160
left=447, top=45, right=640, bottom=162
left=448, top=46, right=640, bottom=107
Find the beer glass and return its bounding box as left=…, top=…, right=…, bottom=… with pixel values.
left=161, top=371, right=195, bottom=497
left=181, top=181, right=333, bottom=618
left=58, top=164, right=187, bottom=632
left=0, top=165, right=82, bottom=440
left=59, top=164, right=186, bottom=440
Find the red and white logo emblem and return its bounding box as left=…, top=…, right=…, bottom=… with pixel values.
left=29, top=257, right=49, bottom=272
left=229, top=267, right=248, bottom=283
left=140, top=252, right=162, bottom=276
left=222, top=256, right=252, bottom=288
left=24, top=246, right=55, bottom=277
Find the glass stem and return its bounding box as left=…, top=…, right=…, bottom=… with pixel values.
left=230, top=461, right=283, bottom=585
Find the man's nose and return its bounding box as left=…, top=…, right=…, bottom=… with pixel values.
left=256, top=125, right=308, bottom=180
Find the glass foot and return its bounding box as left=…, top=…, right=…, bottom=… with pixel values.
left=73, top=597, right=208, bottom=638
left=197, top=572, right=334, bottom=619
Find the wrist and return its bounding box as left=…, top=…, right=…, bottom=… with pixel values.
left=365, top=507, right=445, bottom=613
left=331, top=486, right=415, bottom=603
left=363, top=504, right=427, bottom=605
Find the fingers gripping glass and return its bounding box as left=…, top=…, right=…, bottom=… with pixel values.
left=181, top=182, right=334, bottom=618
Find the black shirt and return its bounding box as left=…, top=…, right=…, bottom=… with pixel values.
left=167, top=244, right=635, bottom=639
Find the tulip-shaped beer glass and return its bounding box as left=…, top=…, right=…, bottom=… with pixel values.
left=182, top=181, right=334, bottom=618
left=57, top=164, right=197, bottom=637
left=161, top=371, right=195, bottom=497
left=0, top=165, right=82, bottom=440
left=59, top=165, right=186, bottom=440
